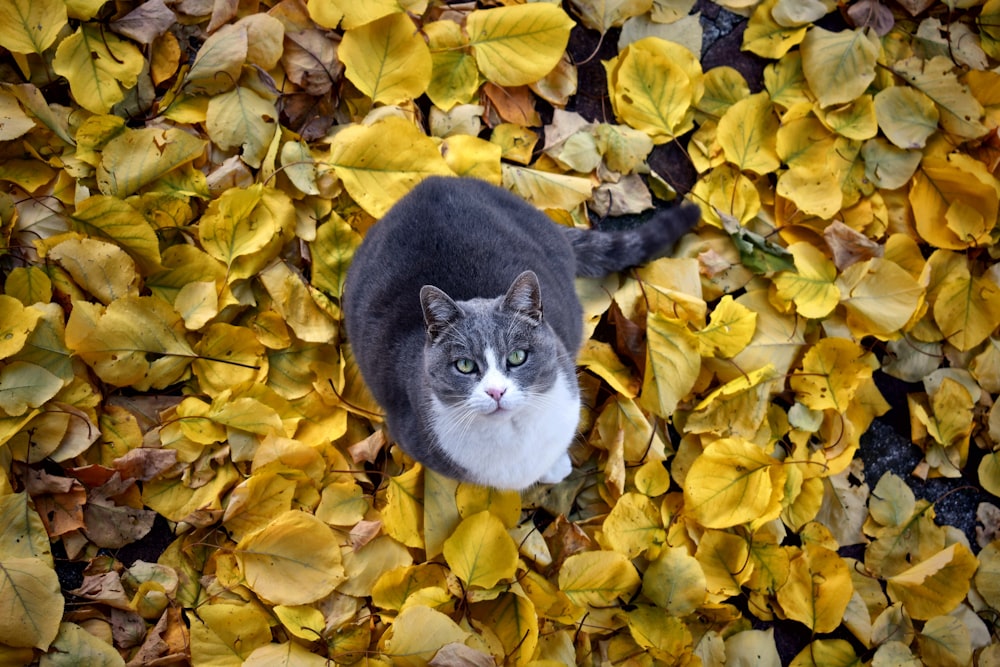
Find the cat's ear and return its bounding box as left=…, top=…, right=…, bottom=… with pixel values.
left=502, top=271, right=542, bottom=325
left=420, top=285, right=462, bottom=342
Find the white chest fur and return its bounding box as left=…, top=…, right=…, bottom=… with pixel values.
left=427, top=369, right=579, bottom=490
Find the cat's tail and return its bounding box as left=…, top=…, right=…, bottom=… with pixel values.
left=563, top=203, right=701, bottom=278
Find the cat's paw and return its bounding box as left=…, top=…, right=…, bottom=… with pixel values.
left=538, top=452, right=572, bottom=485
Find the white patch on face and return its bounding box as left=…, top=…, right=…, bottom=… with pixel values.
left=469, top=348, right=523, bottom=415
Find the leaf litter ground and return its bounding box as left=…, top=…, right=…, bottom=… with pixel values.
left=2, top=0, right=1000, bottom=665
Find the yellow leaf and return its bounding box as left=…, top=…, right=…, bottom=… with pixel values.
left=776, top=164, right=844, bottom=218
left=691, top=164, right=761, bottom=226
left=933, top=271, right=1000, bottom=352
left=558, top=550, right=641, bottom=607
left=65, top=295, right=195, bottom=389
left=717, top=92, right=780, bottom=174
left=48, top=237, right=138, bottom=305
left=776, top=545, right=853, bottom=633
left=627, top=606, right=693, bottom=663
left=642, top=547, right=707, bottom=616
left=372, top=563, right=451, bottom=612
left=97, top=127, right=206, bottom=198
left=979, top=450, right=1000, bottom=498
left=697, top=65, right=749, bottom=118
left=466, top=4, right=575, bottom=87
left=235, top=510, right=345, bottom=605
left=273, top=605, right=326, bottom=641
left=836, top=257, right=923, bottom=339
left=424, top=20, right=480, bottom=110
left=868, top=472, right=916, bottom=529
left=800, top=26, right=879, bottom=109
left=0, top=0, right=65, bottom=56
left=443, top=511, right=518, bottom=589
left=0, top=295, right=40, bottom=360
left=886, top=543, right=978, bottom=620
left=742, top=0, right=807, bottom=59
left=198, top=184, right=295, bottom=280
left=817, top=94, right=877, bottom=141
left=329, top=117, right=453, bottom=218
left=221, top=472, right=296, bottom=541
left=974, top=541, right=1000, bottom=610
left=789, top=639, right=860, bottom=667
left=773, top=243, right=840, bottom=320
left=861, top=138, right=922, bottom=190
left=569, top=0, right=651, bottom=32
left=423, top=469, right=461, bottom=559
left=315, top=0, right=409, bottom=30
left=909, top=155, right=999, bottom=249
left=893, top=55, right=986, bottom=140
left=0, top=493, right=51, bottom=565
left=607, top=37, right=700, bottom=143
left=310, top=212, right=360, bottom=301
left=44, top=622, right=124, bottom=667
left=639, top=312, right=700, bottom=418
left=683, top=437, right=784, bottom=529
left=142, top=462, right=240, bottom=522
left=686, top=366, right=779, bottom=440
left=441, top=134, right=503, bottom=182
left=455, top=484, right=520, bottom=529
left=339, top=13, right=431, bottom=105
left=917, top=615, right=972, bottom=667
left=52, top=25, right=144, bottom=114
left=0, top=362, right=62, bottom=417
left=695, top=529, right=753, bottom=600
left=243, top=640, right=332, bottom=667
left=0, top=557, right=63, bottom=650
left=874, top=86, right=939, bottom=149
left=205, top=86, right=277, bottom=169
left=601, top=492, right=665, bottom=558
left=67, top=195, right=162, bottom=273
left=578, top=340, right=639, bottom=397
left=189, top=603, right=273, bottom=665
left=339, top=536, right=413, bottom=597
left=182, top=23, right=246, bottom=95
left=315, top=480, right=369, bottom=527
left=501, top=164, right=593, bottom=210
left=259, top=262, right=337, bottom=344
left=469, top=592, right=539, bottom=666
left=695, top=294, right=757, bottom=357
left=790, top=338, right=874, bottom=412
left=192, top=323, right=265, bottom=397
left=382, top=465, right=424, bottom=549
left=594, top=395, right=667, bottom=462
left=380, top=606, right=473, bottom=667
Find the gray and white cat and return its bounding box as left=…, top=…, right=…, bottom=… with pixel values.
left=344, top=176, right=698, bottom=490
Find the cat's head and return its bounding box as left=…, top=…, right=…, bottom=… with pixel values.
left=419, top=271, right=568, bottom=417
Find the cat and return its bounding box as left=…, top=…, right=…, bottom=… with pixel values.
left=343, top=176, right=699, bottom=490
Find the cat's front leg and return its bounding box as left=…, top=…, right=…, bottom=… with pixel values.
left=538, top=451, right=572, bottom=485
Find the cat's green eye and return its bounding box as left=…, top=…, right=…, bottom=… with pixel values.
left=455, top=358, right=477, bottom=374
left=507, top=349, right=527, bottom=367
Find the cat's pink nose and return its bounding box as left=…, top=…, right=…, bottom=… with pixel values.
left=485, top=387, right=506, bottom=402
